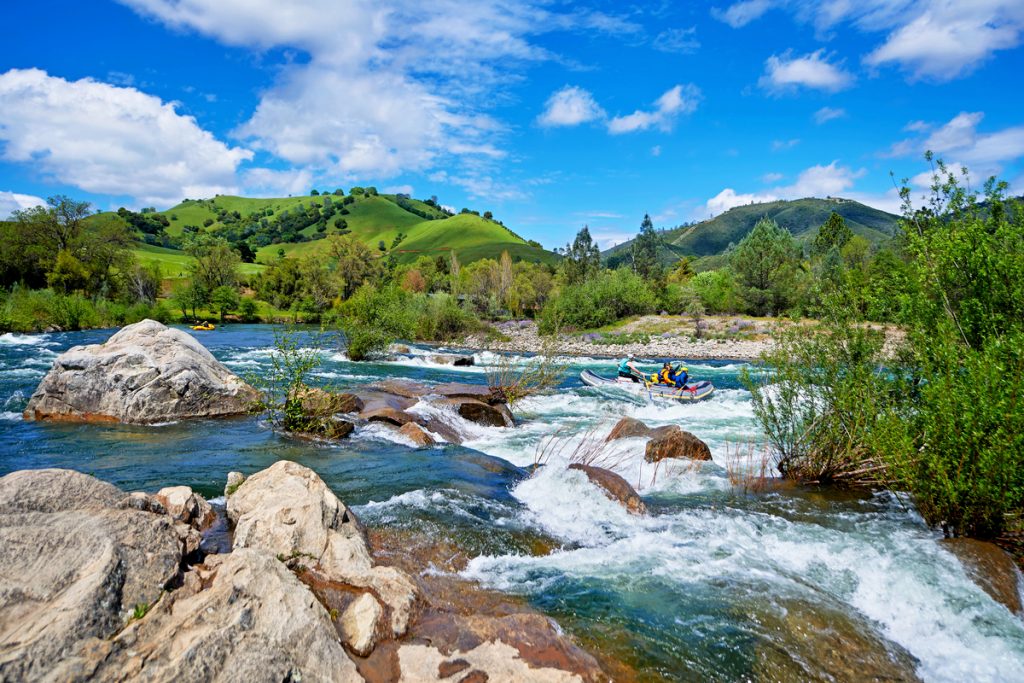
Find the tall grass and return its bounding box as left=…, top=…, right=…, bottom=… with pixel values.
left=0, top=287, right=171, bottom=333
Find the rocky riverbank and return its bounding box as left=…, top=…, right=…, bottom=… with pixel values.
left=461, top=319, right=774, bottom=361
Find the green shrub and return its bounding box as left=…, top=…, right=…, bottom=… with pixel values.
left=412, top=293, right=479, bottom=341
left=538, top=269, right=656, bottom=333
left=340, top=284, right=415, bottom=361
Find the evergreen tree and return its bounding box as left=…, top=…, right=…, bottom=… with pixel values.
left=812, top=211, right=853, bottom=255
left=631, top=214, right=662, bottom=280
left=562, top=225, right=601, bottom=285
left=730, top=217, right=799, bottom=316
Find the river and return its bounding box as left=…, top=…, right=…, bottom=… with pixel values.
left=2, top=325, right=1022, bottom=682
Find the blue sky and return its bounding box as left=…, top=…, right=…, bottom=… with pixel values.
left=1, top=1, right=1022, bottom=249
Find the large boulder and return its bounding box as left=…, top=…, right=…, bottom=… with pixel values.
left=0, top=470, right=183, bottom=681
left=24, top=320, right=259, bottom=424
left=399, top=422, right=436, bottom=447
left=568, top=464, right=646, bottom=515
left=227, top=461, right=419, bottom=638
left=645, top=426, right=712, bottom=463
left=297, top=385, right=364, bottom=416
left=943, top=538, right=1023, bottom=615
left=80, top=549, right=362, bottom=683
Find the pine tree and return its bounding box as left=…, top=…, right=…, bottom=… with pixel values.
left=631, top=214, right=662, bottom=280
left=562, top=225, right=601, bottom=285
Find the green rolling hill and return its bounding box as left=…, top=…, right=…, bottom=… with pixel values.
left=604, top=197, right=900, bottom=266
left=109, top=191, right=556, bottom=273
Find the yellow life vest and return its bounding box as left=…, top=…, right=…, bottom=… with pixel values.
left=659, top=368, right=673, bottom=384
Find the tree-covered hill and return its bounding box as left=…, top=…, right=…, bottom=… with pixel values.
left=104, top=189, right=556, bottom=269
left=604, top=197, right=900, bottom=265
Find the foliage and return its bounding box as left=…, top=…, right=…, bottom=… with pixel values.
left=538, top=269, right=656, bottom=333
left=561, top=225, right=601, bottom=285
left=211, top=285, right=239, bottom=322
left=0, top=287, right=170, bottom=333
left=730, top=217, right=801, bottom=316
left=744, top=160, right=1024, bottom=539
left=689, top=269, right=739, bottom=314
left=340, top=284, right=415, bottom=361
left=812, top=211, right=853, bottom=255
left=630, top=214, right=662, bottom=280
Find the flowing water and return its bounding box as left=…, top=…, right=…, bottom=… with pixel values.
left=2, top=325, right=1023, bottom=682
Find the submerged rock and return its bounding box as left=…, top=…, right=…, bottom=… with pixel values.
left=751, top=597, right=921, bottom=683
left=439, top=397, right=514, bottom=428
left=228, top=461, right=420, bottom=639
left=568, top=464, right=646, bottom=515
left=399, top=421, right=436, bottom=447
left=24, top=319, right=259, bottom=424
left=942, top=538, right=1023, bottom=615
left=429, top=353, right=475, bottom=367
left=0, top=469, right=182, bottom=681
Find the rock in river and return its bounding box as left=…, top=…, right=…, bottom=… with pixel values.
left=0, top=469, right=183, bottom=681
left=24, top=319, right=259, bottom=424
left=228, top=460, right=420, bottom=638
left=605, top=417, right=712, bottom=462
left=568, top=464, right=646, bottom=515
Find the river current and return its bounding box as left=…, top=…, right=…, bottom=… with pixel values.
left=1, top=325, right=1022, bottom=682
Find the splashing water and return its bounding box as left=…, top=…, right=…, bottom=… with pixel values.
left=0, top=324, right=1021, bottom=682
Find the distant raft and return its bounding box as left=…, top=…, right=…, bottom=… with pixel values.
left=580, top=369, right=715, bottom=402
left=191, top=323, right=215, bottom=331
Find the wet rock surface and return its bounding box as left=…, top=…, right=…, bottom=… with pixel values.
left=943, top=537, right=1024, bottom=615
left=568, top=464, right=646, bottom=515
left=24, top=319, right=259, bottom=424
left=751, top=597, right=922, bottom=683
left=605, top=417, right=712, bottom=462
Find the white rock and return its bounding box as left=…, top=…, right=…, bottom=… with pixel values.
left=341, top=592, right=384, bottom=657
left=24, top=319, right=259, bottom=424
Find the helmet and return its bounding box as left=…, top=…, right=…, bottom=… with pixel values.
left=628, top=354, right=636, bottom=360
left=663, top=362, right=671, bottom=368
left=680, top=367, right=688, bottom=372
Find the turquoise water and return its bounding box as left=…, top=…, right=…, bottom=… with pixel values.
left=2, top=325, right=1023, bottom=682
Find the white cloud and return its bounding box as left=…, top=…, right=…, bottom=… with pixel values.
left=702, top=188, right=779, bottom=217
left=607, top=84, right=702, bottom=134
left=383, top=184, right=414, bottom=195
left=883, top=111, right=1024, bottom=176
left=760, top=49, right=854, bottom=92
left=904, top=119, right=930, bottom=132
left=590, top=230, right=636, bottom=250
left=814, top=106, right=846, bottom=124
left=653, top=27, right=700, bottom=54
left=864, top=2, right=1024, bottom=81
left=0, top=191, right=46, bottom=219
left=762, top=172, right=784, bottom=183
left=699, top=161, right=866, bottom=217
left=711, top=0, right=775, bottom=28
left=537, top=86, right=606, bottom=127
left=715, top=0, right=1024, bottom=83
left=241, top=167, right=315, bottom=197
left=771, top=138, right=800, bottom=151
left=0, top=68, right=251, bottom=206
left=651, top=145, right=662, bottom=157
left=428, top=170, right=526, bottom=202
left=119, top=0, right=637, bottom=183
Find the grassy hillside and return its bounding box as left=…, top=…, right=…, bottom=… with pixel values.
left=133, top=243, right=264, bottom=277
left=605, top=197, right=900, bottom=265
left=143, top=192, right=555, bottom=266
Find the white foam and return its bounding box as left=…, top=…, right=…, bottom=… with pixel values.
left=0, top=411, right=21, bottom=421
left=0, top=332, right=50, bottom=346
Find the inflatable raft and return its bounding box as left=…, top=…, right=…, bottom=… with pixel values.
left=580, top=369, right=715, bottom=402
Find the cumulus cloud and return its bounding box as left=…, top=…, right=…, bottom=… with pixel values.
left=241, top=167, right=315, bottom=198
left=537, top=86, right=606, bottom=127
left=0, top=68, right=251, bottom=206
left=760, top=49, right=854, bottom=92
left=607, top=84, right=702, bottom=134
left=814, top=106, right=846, bottom=124
left=119, top=0, right=637, bottom=182
left=0, top=191, right=45, bottom=219
left=699, top=161, right=866, bottom=217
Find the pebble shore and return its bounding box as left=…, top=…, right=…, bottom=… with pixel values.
left=460, top=321, right=773, bottom=362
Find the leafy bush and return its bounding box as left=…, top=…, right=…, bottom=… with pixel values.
left=412, top=293, right=479, bottom=341
left=538, top=269, right=656, bottom=333
left=340, top=284, right=415, bottom=361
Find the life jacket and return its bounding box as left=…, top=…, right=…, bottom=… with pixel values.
left=659, top=368, right=673, bottom=384
left=617, top=358, right=630, bottom=373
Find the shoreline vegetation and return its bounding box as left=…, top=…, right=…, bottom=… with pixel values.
left=2, top=158, right=1022, bottom=547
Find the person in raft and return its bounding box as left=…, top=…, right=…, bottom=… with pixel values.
left=659, top=362, right=689, bottom=388
left=617, top=355, right=644, bottom=383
